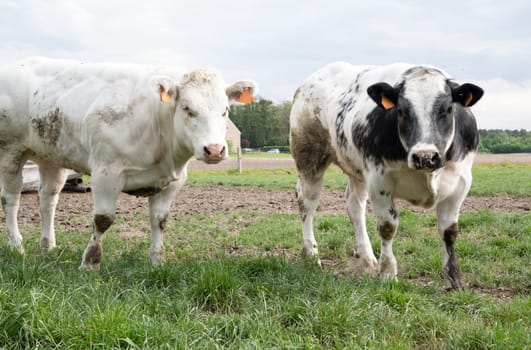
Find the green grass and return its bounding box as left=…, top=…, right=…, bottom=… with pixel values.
left=1, top=208, right=530, bottom=349
left=1, top=162, right=530, bottom=348
left=189, top=163, right=531, bottom=195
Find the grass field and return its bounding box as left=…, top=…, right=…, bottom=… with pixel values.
left=0, top=164, right=530, bottom=349
left=188, top=163, right=531, bottom=195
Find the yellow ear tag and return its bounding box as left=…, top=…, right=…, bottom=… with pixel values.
left=161, top=91, right=172, bottom=104
left=381, top=95, right=395, bottom=110
left=238, top=88, right=256, bottom=104
left=465, top=91, right=473, bottom=107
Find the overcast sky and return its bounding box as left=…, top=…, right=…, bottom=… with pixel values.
left=1, top=0, right=530, bottom=130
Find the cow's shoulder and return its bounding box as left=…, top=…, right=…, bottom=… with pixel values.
left=351, top=107, right=407, bottom=165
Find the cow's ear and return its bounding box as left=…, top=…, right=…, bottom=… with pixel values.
left=452, top=83, right=484, bottom=107
left=367, top=82, right=399, bottom=110
left=150, top=76, right=179, bottom=104
left=226, top=81, right=258, bottom=104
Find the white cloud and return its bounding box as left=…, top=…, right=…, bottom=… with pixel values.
left=0, top=0, right=530, bottom=129
left=472, top=79, right=531, bottom=130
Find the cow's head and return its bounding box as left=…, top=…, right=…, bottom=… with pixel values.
left=367, top=67, right=483, bottom=171
left=151, top=69, right=257, bottom=164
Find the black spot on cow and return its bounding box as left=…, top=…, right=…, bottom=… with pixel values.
left=443, top=223, right=463, bottom=290
left=445, top=106, right=479, bottom=162
left=352, top=106, right=407, bottom=164
left=31, top=108, right=63, bottom=145
left=388, top=207, right=398, bottom=220
left=336, top=88, right=356, bottom=149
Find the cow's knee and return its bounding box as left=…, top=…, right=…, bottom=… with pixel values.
left=94, top=213, right=115, bottom=233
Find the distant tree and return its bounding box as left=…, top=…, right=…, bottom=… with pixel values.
left=478, top=129, right=531, bottom=153
left=230, top=98, right=292, bottom=148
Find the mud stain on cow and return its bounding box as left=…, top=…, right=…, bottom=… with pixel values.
left=378, top=221, right=395, bottom=241
left=31, top=108, right=62, bottom=145
left=97, top=107, right=129, bottom=125
left=94, top=214, right=115, bottom=233
left=290, top=114, right=334, bottom=179
left=158, top=214, right=168, bottom=231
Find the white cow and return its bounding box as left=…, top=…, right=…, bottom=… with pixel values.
left=0, top=57, right=257, bottom=269
left=290, top=62, right=483, bottom=289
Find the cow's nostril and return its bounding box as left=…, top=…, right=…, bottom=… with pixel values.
left=220, top=146, right=226, bottom=155
left=412, top=153, right=421, bottom=165
left=204, top=146, right=211, bottom=155
left=431, top=152, right=441, bottom=161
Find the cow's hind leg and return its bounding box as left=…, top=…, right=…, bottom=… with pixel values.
left=80, top=170, right=123, bottom=270
left=0, top=150, right=25, bottom=254
left=346, top=176, right=378, bottom=274
left=148, top=177, right=184, bottom=266
left=296, top=173, right=326, bottom=262
left=37, top=163, right=68, bottom=252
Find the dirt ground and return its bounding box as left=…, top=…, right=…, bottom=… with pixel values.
left=5, top=154, right=530, bottom=228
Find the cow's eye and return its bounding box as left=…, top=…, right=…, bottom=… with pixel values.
left=446, top=106, right=453, bottom=114
left=182, top=106, right=195, bottom=117
left=222, top=107, right=229, bottom=117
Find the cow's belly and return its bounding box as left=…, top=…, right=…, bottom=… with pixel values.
left=122, top=166, right=184, bottom=197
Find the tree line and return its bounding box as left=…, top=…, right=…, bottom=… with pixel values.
left=230, top=99, right=530, bottom=154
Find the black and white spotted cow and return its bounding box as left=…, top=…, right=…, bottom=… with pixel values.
left=290, top=62, right=483, bottom=289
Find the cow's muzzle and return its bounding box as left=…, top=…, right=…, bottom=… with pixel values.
left=202, top=144, right=226, bottom=164
left=411, top=150, right=443, bottom=171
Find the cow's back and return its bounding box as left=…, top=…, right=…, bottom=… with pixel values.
left=0, top=58, right=178, bottom=173
left=290, top=62, right=414, bottom=173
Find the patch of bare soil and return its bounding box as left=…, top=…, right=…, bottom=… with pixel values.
left=7, top=186, right=529, bottom=236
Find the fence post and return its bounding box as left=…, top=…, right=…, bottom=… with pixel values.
left=237, top=146, right=242, bottom=174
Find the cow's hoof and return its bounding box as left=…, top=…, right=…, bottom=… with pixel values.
left=302, top=247, right=321, bottom=266
left=378, top=255, right=397, bottom=279
left=359, top=256, right=379, bottom=275
left=8, top=240, right=25, bottom=255
left=150, top=249, right=166, bottom=266
left=79, top=262, right=100, bottom=271
left=40, top=237, right=56, bottom=252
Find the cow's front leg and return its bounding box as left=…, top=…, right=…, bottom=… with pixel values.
left=370, top=181, right=398, bottom=279
left=437, top=196, right=467, bottom=290
left=148, top=177, right=184, bottom=266
left=0, top=152, right=25, bottom=254
left=80, top=171, right=123, bottom=270
left=37, top=164, right=68, bottom=252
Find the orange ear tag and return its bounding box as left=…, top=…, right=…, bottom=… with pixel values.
left=238, top=88, right=256, bottom=104
left=161, top=91, right=172, bottom=104
left=381, top=95, right=395, bottom=110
